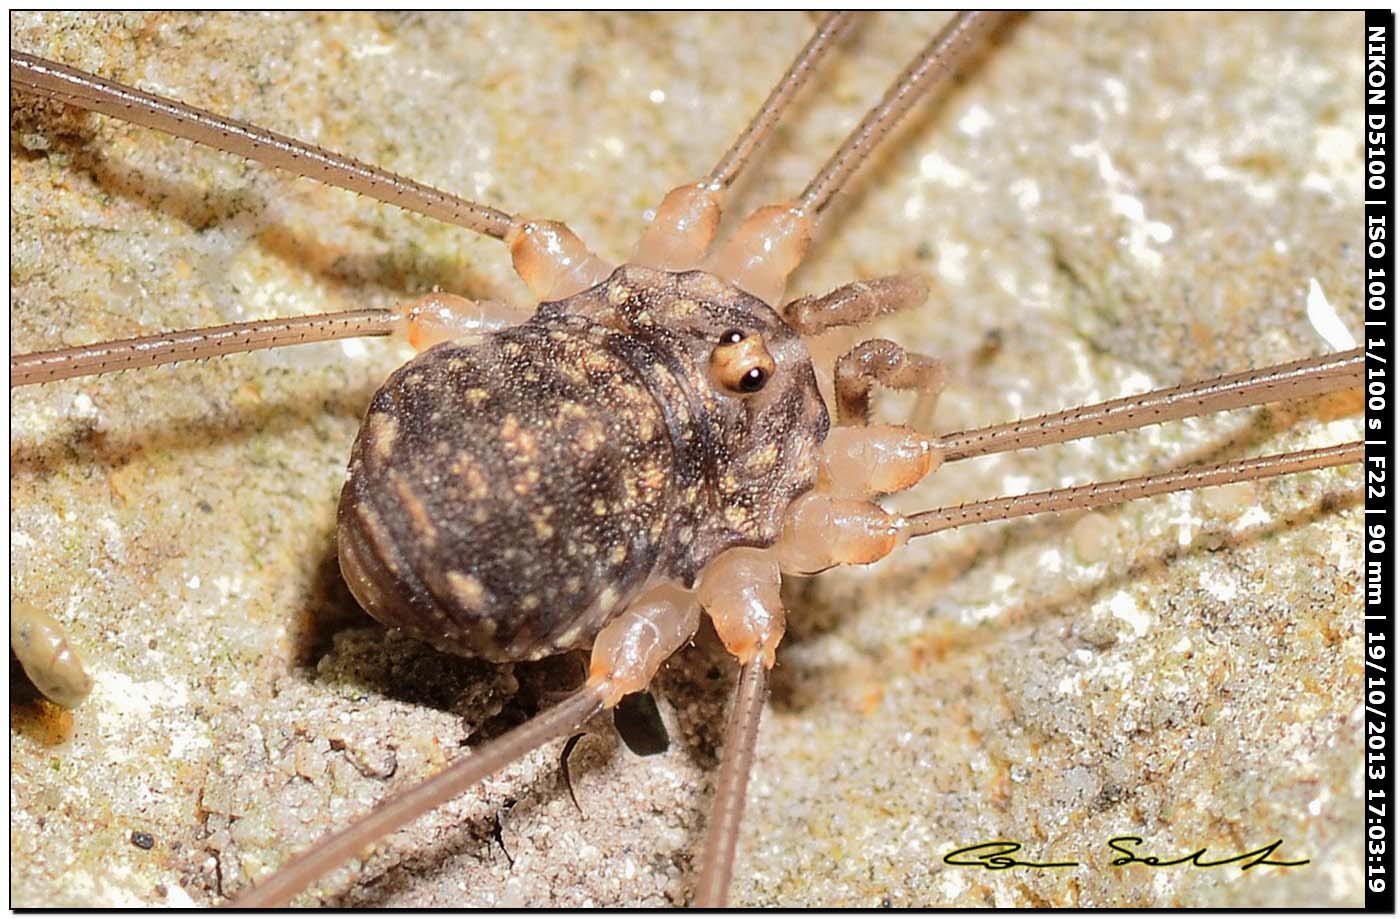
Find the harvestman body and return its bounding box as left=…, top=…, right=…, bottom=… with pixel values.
left=10, top=12, right=1363, bottom=906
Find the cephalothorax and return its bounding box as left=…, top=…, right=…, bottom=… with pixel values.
left=340, top=265, right=828, bottom=662
left=10, top=11, right=1364, bottom=908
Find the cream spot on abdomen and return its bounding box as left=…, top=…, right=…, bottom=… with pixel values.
left=390, top=472, right=437, bottom=545
left=447, top=571, right=486, bottom=610
left=368, top=413, right=398, bottom=461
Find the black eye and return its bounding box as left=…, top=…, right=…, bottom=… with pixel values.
left=738, top=366, right=768, bottom=392
left=719, top=328, right=746, bottom=346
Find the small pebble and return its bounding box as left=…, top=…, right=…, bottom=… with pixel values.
left=1070, top=512, right=1116, bottom=563
left=1199, top=480, right=1258, bottom=518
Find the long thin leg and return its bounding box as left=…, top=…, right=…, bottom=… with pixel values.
left=635, top=12, right=857, bottom=271
left=906, top=441, right=1361, bottom=538
left=709, top=11, right=1006, bottom=303
left=229, top=684, right=607, bottom=908
left=11, top=291, right=527, bottom=387
left=12, top=51, right=613, bottom=300
left=10, top=309, right=396, bottom=387
left=935, top=349, right=1363, bottom=462
left=776, top=441, right=1359, bottom=574
left=687, top=549, right=785, bottom=904
left=693, top=659, right=769, bottom=909
left=797, top=11, right=1006, bottom=217
left=11, top=52, right=515, bottom=240
left=706, top=12, right=858, bottom=193
left=792, top=361, right=1363, bottom=570
left=814, top=348, right=1362, bottom=500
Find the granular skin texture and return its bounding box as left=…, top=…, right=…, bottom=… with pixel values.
left=340, top=265, right=828, bottom=661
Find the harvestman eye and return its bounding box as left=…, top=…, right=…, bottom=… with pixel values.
left=711, top=328, right=776, bottom=394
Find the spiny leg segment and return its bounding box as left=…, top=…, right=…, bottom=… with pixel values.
left=11, top=309, right=397, bottom=387
left=906, top=441, right=1362, bottom=537
left=229, top=684, right=607, bottom=908
left=8, top=48, right=599, bottom=382
left=934, top=349, right=1364, bottom=462
left=10, top=51, right=517, bottom=239
left=797, top=11, right=1002, bottom=220
left=693, top=660, right=768, bottom=909
left=8, top=295, right=523, bottom=388
left=230, top=582, right=701, bottom=908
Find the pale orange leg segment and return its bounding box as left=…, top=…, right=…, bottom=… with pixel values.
left=690, top=548, right=787, bottom=908
left=633, top=13, right=856, bottom=274
left=774, top=492, right=908, bottom=576
left=706, top=203, right=815, bottom=306
left=392, top=293, right=523, bottom=352
left=507, top=219, right=615, bottom=302
left=633, top=183, right=727, bottom=273
left=696, top=548, right=786, bottom=668
left=588, top=583, right=702, bottom=706
left=819, top=423, right=945, bottom=499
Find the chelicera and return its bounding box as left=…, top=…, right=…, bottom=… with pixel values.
left=11, top=12, right=1364, bottom=907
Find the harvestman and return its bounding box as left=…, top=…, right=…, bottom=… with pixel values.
left=10, top=12, right=1363, bottom=907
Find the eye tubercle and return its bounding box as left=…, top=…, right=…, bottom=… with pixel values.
left=710, top=330, right=776, bottom=395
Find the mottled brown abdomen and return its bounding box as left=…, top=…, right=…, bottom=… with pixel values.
left=338, top=316, right=678, bottom=662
